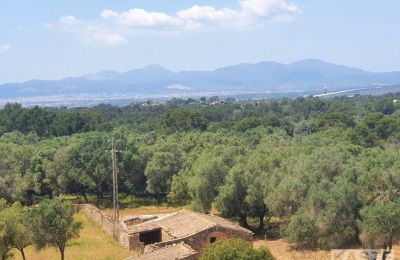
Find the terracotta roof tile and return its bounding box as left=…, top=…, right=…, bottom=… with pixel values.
left=127, top=209, right=252, bottom=238
left=126, top=242, right=196, bottom=260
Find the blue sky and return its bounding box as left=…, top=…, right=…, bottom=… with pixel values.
left=0, top=0, right=399, bottom=83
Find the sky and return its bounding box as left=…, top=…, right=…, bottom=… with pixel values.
left=0, top=0, right=399, bottom=84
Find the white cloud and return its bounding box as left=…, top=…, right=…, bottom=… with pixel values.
left=240, top=0, right=301, bottom=17
left=51, top=0, right=300, bottom=45
left=102, top=9, right=182, bottom=27
left=60, top=15, right=78, bottom=26
left=177, top=5, right=240, bottom=29
left=101, top=0, right=301, bottom=30
left=100, top=9, right=119, bottom=20
left=85, top=25, right=127, bottom=46
left=54, top=16, right=127, bottom=46
left=0, top=44, right=11, bottom=54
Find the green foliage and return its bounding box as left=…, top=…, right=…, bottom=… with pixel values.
left=0, top=200, right=13, bottom=260
left=145, top=151, right=182, bottom=194
left=318, top=112, right=354, bottom=129
left=215, top=155, right=269, bottom=228
left=215, top=163, right=250, bottom=227
left=0, top=202, right=32, bottom=260
left=358, top=202, right=400, bottom=249
left=29, top=199, right=82, bottom=260
left=0, top=103, right=103, bottom=137
left=1, top=94, right=400, bottom=251
left=233, top=118, right=260, bottom=132
left=304, top=179, right=361, bottom=248
left=350, top=112, right=400, bottom=146
left=163, top=109, right=208, bottom=132
left=201, top=239, right=274, bottom=260
left=284, top=213, right=317, bottom=248
left=67, top=132, right=113, bottom=199
left=189, top=146, right=242, bottom=213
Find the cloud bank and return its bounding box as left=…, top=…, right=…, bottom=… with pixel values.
left=51, top=0, right=301, bottom=46
left=102, top=0, right=300, bottom=30
left=49, top=16, right=127, bottom=46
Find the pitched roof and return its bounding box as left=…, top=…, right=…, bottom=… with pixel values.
left=127, top=209, right=252, bottom=239
left=126, top=242, right=196, bottom=260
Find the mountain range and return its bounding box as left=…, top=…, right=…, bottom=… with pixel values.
left=2, top=59, right=400, bottom=99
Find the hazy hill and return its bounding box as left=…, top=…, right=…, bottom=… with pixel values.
left=2, top=59, right=400, bottom=98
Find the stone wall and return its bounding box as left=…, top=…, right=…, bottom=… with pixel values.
left=76, top=204, right=130, bottom=248
left=144, top=226, right=253, bottom=257
left=124, top=216, right=157, bottom=226
left=185, top=226, right=253, bottom=256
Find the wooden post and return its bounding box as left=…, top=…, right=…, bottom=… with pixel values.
left=111, top=138, right=120, bottom=221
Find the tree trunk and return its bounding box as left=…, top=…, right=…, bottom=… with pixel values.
left=95, top=190, right=104, bottom=205
left=18, top=248, right=26, bottom=260
left=59, top=245, right=65, bottom=260
left=383, top=247, right=391, bottom=260
left=82, top=191, right=88, bottom=203
left=258, top=212, right=265, bottom=230
left=239, top=213, right=249, bottom=228
left=384, top=236, right=393, bottom=260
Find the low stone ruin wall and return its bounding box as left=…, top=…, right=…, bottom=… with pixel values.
left=144, top=226, right=253, bottom=257
left=76, top=204, right=130, bottom=248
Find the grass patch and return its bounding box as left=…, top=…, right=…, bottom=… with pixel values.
left=102, top=205, right=191, bottom=217
left=12, top=214, right=136, bottom=260
left=60, top=193, right=190, bottom=209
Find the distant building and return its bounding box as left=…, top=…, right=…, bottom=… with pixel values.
left=125, top=209, right=253, bottom=259
left=209, top=96, right=219, bottom=103
left=210, top=100, right=225, bottom=105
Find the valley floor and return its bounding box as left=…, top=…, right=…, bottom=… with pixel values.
left=254, top=239, right=400, bottom=260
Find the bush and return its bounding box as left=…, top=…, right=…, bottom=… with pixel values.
left=201, top=238, right=274, bottom=260
left=284, top=213, right=317, bottom=248
left=358, top=202, right=400, bottom=249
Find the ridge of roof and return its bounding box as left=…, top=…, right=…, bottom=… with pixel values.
left=127, top=209, right=253, bottom=237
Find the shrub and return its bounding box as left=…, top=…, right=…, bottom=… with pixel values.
left=284, top=213, right=317, bottom=248
left=201, top=238, right=274, bottom=260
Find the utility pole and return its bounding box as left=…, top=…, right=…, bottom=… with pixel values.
left=111, top=138, right=120, bottom=221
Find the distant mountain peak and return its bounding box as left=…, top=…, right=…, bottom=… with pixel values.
left=291, top=59, right=334, bottom=66
left=142, top=64, right=169, bottom=71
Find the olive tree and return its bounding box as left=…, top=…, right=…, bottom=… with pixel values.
left=29, top=199, right=82, bottom=260
left=358, top=202, right=400, bottom=251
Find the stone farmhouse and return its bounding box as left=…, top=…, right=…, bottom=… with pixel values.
left=125, top=209, right=253, bottom=259
left=77, top=205, right=253, bottom=259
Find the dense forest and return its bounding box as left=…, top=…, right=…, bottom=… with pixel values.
left=1, top=94, right=400, bottom=250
